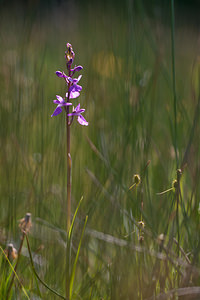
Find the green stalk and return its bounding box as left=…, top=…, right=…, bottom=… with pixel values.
left=6, top=232, right=25, bottom=299
left=69, top=215, right=88, bottom=299
left=0, top=245, right=30, bottom=300
left=171, top=0, right=178, bottom=168
left=25, top=234, right=66, bottom=299
left=171, top=0, right=180, bottom=286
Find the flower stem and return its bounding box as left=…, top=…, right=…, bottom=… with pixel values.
left=66, top=111, right=71, bottom=233
left=66, top=75, right=72, bottom=300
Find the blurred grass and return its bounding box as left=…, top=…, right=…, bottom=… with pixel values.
left=1, top=0, right=200, bottom=299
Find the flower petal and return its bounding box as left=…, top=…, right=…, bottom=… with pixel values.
left=62, top=102, right=72, bottom=106
left=66, top=91, right=80, bottom=99
left=73, top=75, right=82, bottom=84
left=77, top=115, right=88, bottom=126
left=71, top=65, right=83, bottom=73
left=75, top=103, right=81, bottom=111
left=56, top=71, right=67, bottom=78
left=77, top=108, right=85, bottom=113
left=56, top=95, right=64, bottom=102
left=53, top=100, right=60, bottom=104
left=51, top=106, right=63, bottom=117
left=68, top=112, right=80, bottom=116
left=69, top=84, right=82, bottom=93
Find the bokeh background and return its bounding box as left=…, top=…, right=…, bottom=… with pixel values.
left=1, top=0, right=200, bottom=299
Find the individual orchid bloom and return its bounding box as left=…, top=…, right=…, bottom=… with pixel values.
left=51, top=95, right=72, bottom=117
left=55, top=71, right=68, bottom=78
left=69, top=75, right=82, bottom=94
left=71, top=65, right=83, bottom=75
left=68, top=103, right=88, bottom=126
left=56, top=72, right=82, bottom=96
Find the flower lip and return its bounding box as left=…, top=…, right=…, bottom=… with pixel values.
left=69, top=84, right=82, bottom=93
left=78, top=115, right=88, bottom=126
left=66, top=91, right=80, bottom=99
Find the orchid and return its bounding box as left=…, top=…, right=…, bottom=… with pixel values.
left=51, top=95, right=72, bottom=117
left=68, top=104, right=89, bottom=126
left=51, top=43, right=88, bottom=299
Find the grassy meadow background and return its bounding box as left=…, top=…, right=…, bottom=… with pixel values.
left=1, top=0, right=200, bottom=299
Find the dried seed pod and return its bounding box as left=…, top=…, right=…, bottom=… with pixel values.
left=6, top=243, right=18, bottom=260
left=19, top=213, right=32, bottom=233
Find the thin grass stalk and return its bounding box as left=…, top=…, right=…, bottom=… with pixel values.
left=170, top=0, right=178, bottom=168
left=176, top=185, right=180, bottom=285
left=171, top=0, right=180, bottom=286
left=0, top=245, right=30, bottom=300
left=25, top=233, right=66, bottom=300
left=6, top=213, right=32, bottom=298
left=6, top=232, right=25, bottom=299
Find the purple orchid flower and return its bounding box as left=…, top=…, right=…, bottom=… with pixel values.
left=56, top=73, right=82, bottom=99
left=55, top=71, right=68, bottom=78
left=69, top=75, right=82, bottom=92
left=71, top=65, right=83, bottom=75
left=68, top=103, right=88, bottom=126
left=66, top=75, right=83, bottom=99
left=51, top=95, right=72, bottom=117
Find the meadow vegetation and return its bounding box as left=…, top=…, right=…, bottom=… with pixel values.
left=1, top=1, right=200, bottom=299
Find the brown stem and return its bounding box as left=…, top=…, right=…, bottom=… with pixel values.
left=65, top=71, right=72, bottom=300
left=66, top=84, right=71, bottom=233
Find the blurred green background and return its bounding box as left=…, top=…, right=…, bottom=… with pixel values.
left=1, top=0, right=200, bottom=299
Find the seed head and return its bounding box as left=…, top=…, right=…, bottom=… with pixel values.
left=19, top=213, right=32, bottom=233
left=138, top=220, right=145, bottom=229
left=5, top=243, right=18, bottom=260
left=172, top=179, right=178, bottom=190
left=133, top=174, right=141, bottom=185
